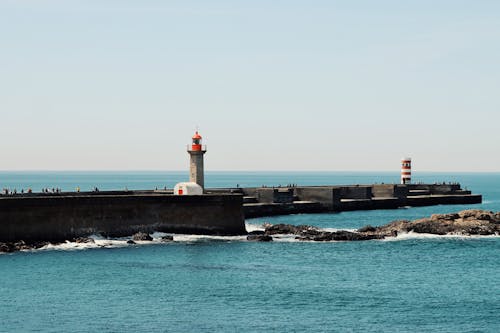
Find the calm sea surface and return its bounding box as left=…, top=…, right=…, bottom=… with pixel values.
left=1, top=172, right=499, bottom=332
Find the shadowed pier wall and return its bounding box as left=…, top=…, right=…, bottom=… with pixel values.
left=0, top=193, right=245, bottom=242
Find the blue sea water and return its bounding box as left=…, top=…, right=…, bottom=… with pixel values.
left=1, top=172, right=499, bottom=332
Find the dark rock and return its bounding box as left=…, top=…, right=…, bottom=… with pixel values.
left=1, top=240, right=54, bottom=253
left=247, top=235, right=273, bottom=242
left=247, top=230, right=265, bottom=235
left=264, top=223, right=318, bottom=235
left=72, top=237, right=95, bottom=244
left=297, top=231, right=385, bottom=242
left=374, top=210, right=499, bottom=236
left=126, top=240, right=136, bottom=244
left=476, top=213, right=492, bottom=221
left=31, top=241, right=50, bottom=249
left=431, top=213, right=459, bottom=221
left=132, top=232, right=153, bottom=241
left=315, top=231, right=385, bottom=241
left=458, top=209, right=493, bottom=220
left=461, top=225, right=495, bottom=236
left=407, top=219, right=449, bottom=235
left=0, top=243, right=13, bottom=253
left=161, top=235, right=174, bottom=242
left=13, top=240, right=32, bottom=251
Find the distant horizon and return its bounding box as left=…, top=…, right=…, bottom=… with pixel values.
left=1, top=169, right=499, bottom=174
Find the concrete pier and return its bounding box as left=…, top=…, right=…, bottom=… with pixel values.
left=0, top=183, right=482, bottom=242
left=0, top=192, right=245, bottom=242
left=216, top=183, right=482, bottom=218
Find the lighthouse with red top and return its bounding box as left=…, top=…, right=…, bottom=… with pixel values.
left=188, top=131, right=207, bottom=189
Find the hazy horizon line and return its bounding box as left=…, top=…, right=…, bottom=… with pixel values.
left=1, top=169, right=499, bottom=173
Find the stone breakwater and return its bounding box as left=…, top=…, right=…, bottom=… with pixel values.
left=233, top=183, right=482, bottom=218
left=0, top=193, right=246, bottom=243
left=2, top=210, right=498, bottom=252
left=247, top=209, right=500, bottom=242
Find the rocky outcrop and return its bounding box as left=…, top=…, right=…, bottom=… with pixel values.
left=296, top=231, right=385, bottom=242
left=72, top=237, right=95, bottom=244
left=0, top=240, right=52, bottom=253
left=247, top=235, right=273, bottom=242
left=263, top=210, right=499, bottom=242
left=264, top=224, right=320, bottom=235
left=263, top=223, right=385, bottom=241
left=132, top=232, right=153, bottom=241
left=247, top=230, right=265, bottom=235
left=361, top=209, right=500, bottom=237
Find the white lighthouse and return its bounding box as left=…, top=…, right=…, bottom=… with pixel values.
left=401, top=157, right=411, bottom=184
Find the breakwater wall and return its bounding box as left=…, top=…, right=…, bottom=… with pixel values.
left=221, top=183, right=482, bottom=218
left=0, top=183, right=482, bottom=242
left=0, top=193, right=245, bottom=242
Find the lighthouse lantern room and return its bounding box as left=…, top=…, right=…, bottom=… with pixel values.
left=191, top=131, right=203, bottom=151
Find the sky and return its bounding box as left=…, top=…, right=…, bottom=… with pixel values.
left=1, top=0, right=499, bottom=172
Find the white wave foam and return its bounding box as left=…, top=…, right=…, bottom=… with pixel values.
left=481, top=200, right=500, bottom=204
left=384, top=231, right=500, bottom=241
left=322, top=228, right=357, bottom=233
left=6, top=228, right=499, bottom=254
left=245, top=222, right=265, bottom=232
left=172, top=234, right=247, bottom=242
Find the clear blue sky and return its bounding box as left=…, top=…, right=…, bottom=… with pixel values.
left=1, top=0, right=499, bottom=171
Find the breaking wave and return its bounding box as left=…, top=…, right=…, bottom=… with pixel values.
left=4, top=223, right=498, bottom=254
left=383, top=231, right=500, bottom=241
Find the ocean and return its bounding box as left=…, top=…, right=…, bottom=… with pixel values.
left=1, top=171, right=499, bottom=332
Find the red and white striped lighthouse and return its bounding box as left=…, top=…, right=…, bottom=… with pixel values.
left=401, top=157, right=411, bottom=184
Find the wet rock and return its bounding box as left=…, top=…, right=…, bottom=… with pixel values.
left=268, top=210, right=499, bottom=242
left=247, top=235, right=273, bottom=242
left=458, top=209, right=494, bottom=220
left=247, top=230, right=265, bottom=235
left=296, top=230, right=385, bottom=242
left=407, top=220, right=449, bottom=235
left=31, top=241, right=50, bottom=249
left=161, top=235, right=174, bottom=242
left=132, top=232, right=153, bottom=241
left=13, top=240, right=32, bottom=251
left=376, top=210, right=500, bottom=236
left=331, top=231, right=385, bottom=241
left=431, top=213, right=459, bottom=221
left=0, top=240, right=54, bottom=253
left=126, top=240, right=136, bottom=245
left=0, top=243, right=13, bottom=253
left=72, top=237, right=95, bottom=244
left=264, top=224, right=318, bottom=235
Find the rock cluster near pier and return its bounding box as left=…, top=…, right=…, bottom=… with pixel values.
left=0, top=233, right=169, bottom=253
left=256, top=209, right=500, bottom=242
left=361, top=209, right=500, bottom=237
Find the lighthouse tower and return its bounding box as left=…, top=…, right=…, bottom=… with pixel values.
left=188, top=131, right=207, bottom=189
left=401, top=157, right=412, bottom=184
